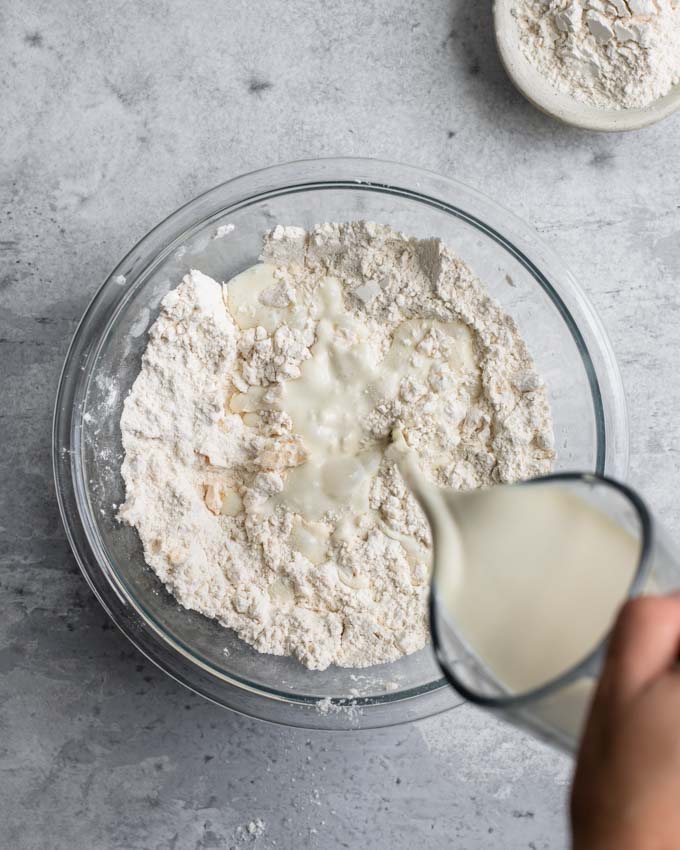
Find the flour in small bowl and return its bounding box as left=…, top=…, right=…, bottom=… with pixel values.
left=513, top=0, right=680, bottom=110
left=118, top=223, right=554, bottom=670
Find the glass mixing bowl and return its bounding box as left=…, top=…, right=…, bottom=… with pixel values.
left=53, top=158, right=628, bottom=730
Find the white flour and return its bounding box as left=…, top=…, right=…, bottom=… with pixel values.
left=513, top=0, right=680, bottom=109
left=119, top=223, right=554, bottom=670
left=236, top=819, right=265, bottom=841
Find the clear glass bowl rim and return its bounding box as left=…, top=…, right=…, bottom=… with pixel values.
left=52, top=156, right=629, bottom=730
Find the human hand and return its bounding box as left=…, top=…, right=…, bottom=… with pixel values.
left=571, top=595, right=680, bottom=850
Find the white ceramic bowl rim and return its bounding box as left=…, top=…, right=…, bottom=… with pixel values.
left=494, top=0, right=680, bottom=132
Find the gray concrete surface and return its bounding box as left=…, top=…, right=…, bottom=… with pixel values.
left=2, top=0, right=680, bottom=847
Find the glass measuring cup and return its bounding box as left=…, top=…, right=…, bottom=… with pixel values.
left=411, top=471, right=680, bottom=752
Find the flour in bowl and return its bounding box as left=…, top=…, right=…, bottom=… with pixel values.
left=513, top=0, right=680, bottom=110
left=118, top=223, right=554, bottom=670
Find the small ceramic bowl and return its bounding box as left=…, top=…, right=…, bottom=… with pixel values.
left=494, top=0, right=680, bottom=132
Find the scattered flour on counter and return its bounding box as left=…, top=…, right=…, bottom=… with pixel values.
left=236, top=819, right=266, bottom=841
left=118, top=222, right=554, bottom=671
left=513, top=0, right=680, bottom=109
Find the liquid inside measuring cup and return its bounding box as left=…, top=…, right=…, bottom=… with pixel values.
left=395, top=448, right=643, bottom=699
left=428, top=483, right=640, bottom=694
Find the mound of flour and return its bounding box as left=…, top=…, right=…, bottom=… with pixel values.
left=513, top=0, right=680, bottom=110
left=118, top=223, right=554, bottom=670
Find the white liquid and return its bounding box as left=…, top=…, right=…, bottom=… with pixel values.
left=227, top=264, right=475, bottom=524
left=399, top=452, right=642, bottom=742
left=279, top=278, right=476, bottom=522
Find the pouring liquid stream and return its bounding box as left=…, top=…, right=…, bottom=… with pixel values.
left=394, top=441, right=645, bottom=747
